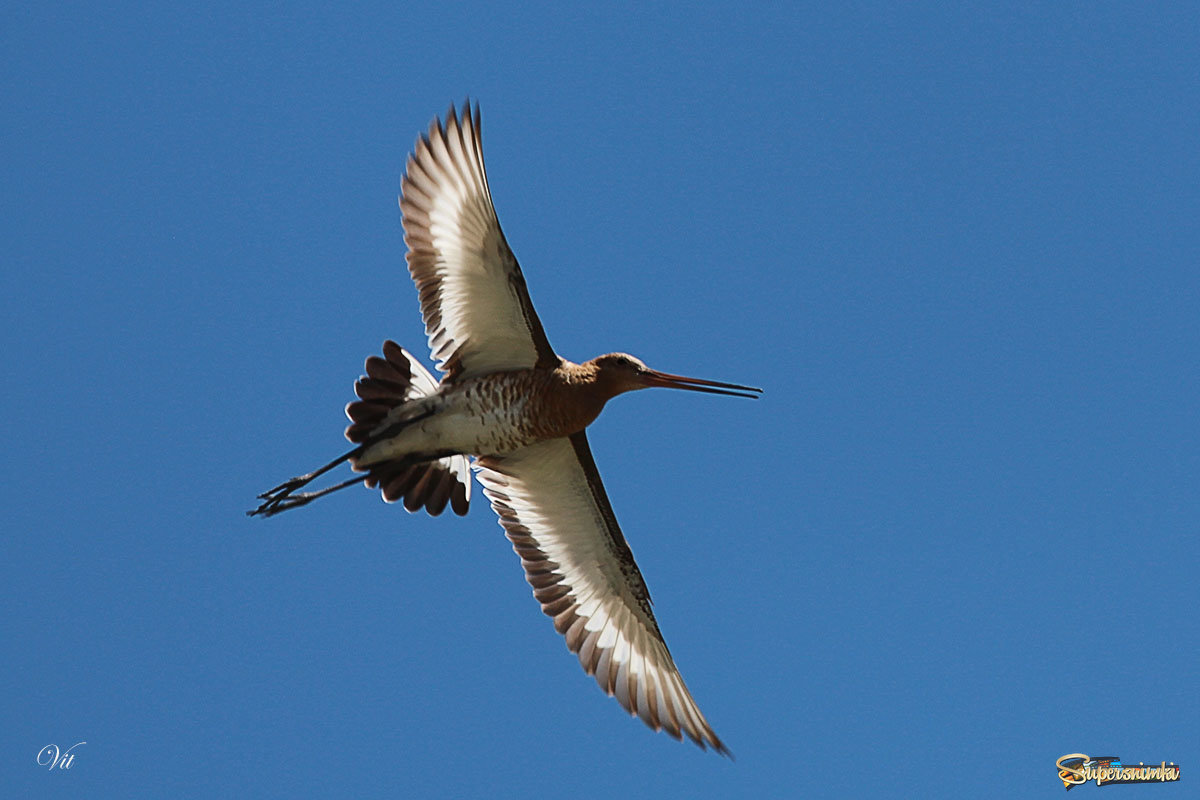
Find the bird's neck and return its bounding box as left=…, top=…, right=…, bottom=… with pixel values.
left=526, top=362, right=612, bottom=438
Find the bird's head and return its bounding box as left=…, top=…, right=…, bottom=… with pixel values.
left=588, top=352, right=762, bottom=400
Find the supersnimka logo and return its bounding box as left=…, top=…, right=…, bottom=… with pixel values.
left=1056, top=753, right=1180, bottom=789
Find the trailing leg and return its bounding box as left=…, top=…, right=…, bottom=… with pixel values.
left=247, top=445, right=362, bottom=517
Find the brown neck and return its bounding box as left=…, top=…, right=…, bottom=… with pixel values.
left=529, top=362, right=614, bottom=438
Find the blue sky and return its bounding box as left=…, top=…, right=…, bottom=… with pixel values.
left=3, top=3, right=1197, bottom=798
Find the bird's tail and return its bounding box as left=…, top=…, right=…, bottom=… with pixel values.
left=248, top=341, right=471, bottom=518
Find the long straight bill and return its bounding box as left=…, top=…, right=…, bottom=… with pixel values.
left=643, top=370, right=762, bottom=398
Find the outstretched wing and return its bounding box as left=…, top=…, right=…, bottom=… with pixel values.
left=473, top=432, right=729, bottom=754
left=400, top=102, right=558, bottom=382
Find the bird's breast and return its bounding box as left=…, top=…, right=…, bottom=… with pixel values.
left=448, top=369, right=604, bottom=451
left=361, top=369, right=606, bottom=464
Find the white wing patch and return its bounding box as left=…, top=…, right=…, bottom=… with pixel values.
left=401, top=103, right=557, bottom=380
left=473, top=434, right=729, bottom=754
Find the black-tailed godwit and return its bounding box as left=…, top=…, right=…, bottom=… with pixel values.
left=251, top=103, right=760, bottom=754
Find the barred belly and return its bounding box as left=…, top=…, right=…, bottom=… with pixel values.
left=355, top=371, right=549, bottom=466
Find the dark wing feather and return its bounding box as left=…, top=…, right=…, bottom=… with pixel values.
left=345, top=341, right=471, bottom=516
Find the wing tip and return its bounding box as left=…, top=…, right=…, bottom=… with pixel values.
left=435, top=97, right=480, bottom=142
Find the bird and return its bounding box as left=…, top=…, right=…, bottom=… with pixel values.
left=249, top=102, right=760, bottom=755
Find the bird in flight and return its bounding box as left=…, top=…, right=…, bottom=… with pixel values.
left=250, top=102, right=760, bottom=755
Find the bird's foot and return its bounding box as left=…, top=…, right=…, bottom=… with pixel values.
left=247, top=490, right=319, bottom=517
left=247, top=473, right=316, bottom=517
